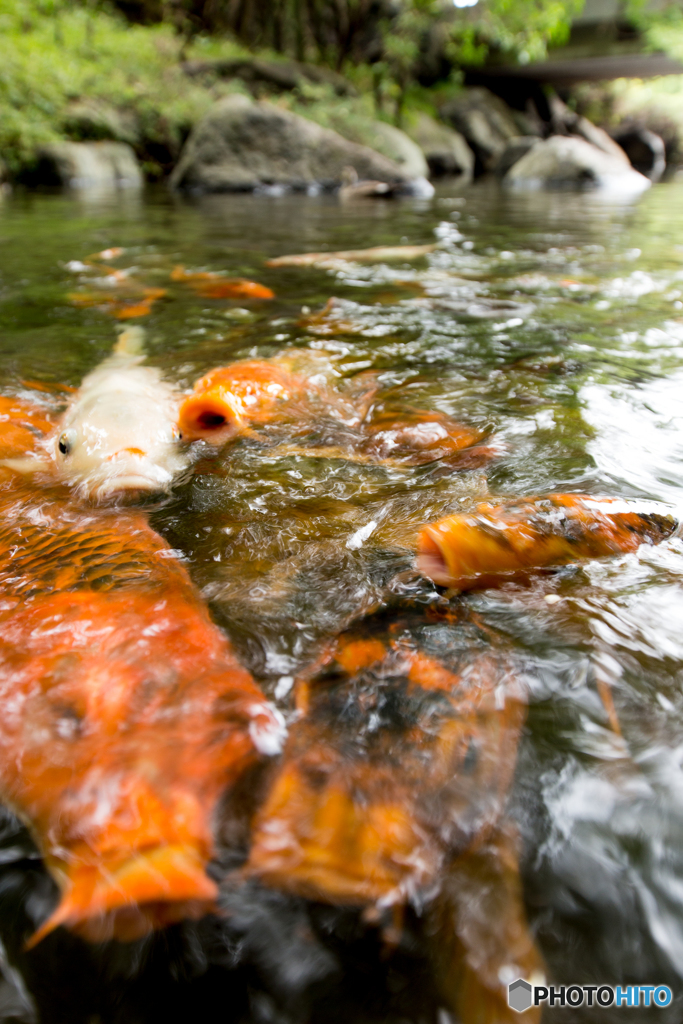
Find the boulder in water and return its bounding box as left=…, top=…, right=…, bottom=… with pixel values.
left=361, top=120, right=429, bottom=180
left=439, top=87, right=518, bottom=172
left=170, top=95, right=410, bottom=192
left=29, top=141, right=143, bottom=188
left=503, top=135, right=650, bottom=193
left=406, top=113, right=474, bottom=181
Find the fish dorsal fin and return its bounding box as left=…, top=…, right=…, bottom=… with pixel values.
left=113, top=326, right=146, bottom=357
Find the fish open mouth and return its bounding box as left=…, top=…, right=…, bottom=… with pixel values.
left=178, top=391, right=241, bottom=442
left=415, top=531, right=451, bottom=586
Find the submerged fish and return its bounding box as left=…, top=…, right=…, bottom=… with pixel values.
left=68, top=286, right=168, bottom=320
left=245, top=612, right=542, bottom=1023
left=170, top=266, right=275, bottom=300
left=416, top=494, right=678, bottom=590
left=0, top=407, right=283, bottom=946
left=0, top=396, right=54, bottom=460
left=360, top=406, right=493, bottom=468
left=266, top=244, right=437, bottom=268
left=7, top=328, right=189, bottom=501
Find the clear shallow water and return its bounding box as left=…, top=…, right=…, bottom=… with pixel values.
left=3, top=181, right=683, bottom=1020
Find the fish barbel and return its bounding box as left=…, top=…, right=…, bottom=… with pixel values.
left=7, top=328, right=190, bottom=501
left=416, top=494, right=678, bottom=589
left=245, top=613, right=542, bottom=1023
left=0, top=411, right=283, bottom=945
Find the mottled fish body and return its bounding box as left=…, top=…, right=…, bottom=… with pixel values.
left=417, top=494, right=678, bottom=590
left=0, top=411, right=283, bottom=945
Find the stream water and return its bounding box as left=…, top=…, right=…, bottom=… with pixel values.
left=2, top=180, right=683, bottom=1022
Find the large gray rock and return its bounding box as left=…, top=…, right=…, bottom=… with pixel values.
left=406, top=113, right=473, bottom=181
left=170, top=95, right=409, bottom=192
left=33, top=141, right=143, bottom=188
left=364, top=121, right=429, bottom=179
left=63, top=99, right=140, bottom=146
left=547, top=94, right=630, bottom=164
left=504, top=135, right=651, bottom=193
left=439, top=88, right=519, bottom=171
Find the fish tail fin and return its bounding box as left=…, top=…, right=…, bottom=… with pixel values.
left=27, top=844, right=218, bottom=948
left=113, top=325, right=146, bottom=357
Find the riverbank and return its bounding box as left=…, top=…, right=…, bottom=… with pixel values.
left=2, top=0, right=682, bottom=192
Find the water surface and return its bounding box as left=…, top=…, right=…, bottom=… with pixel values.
left=3, top=180, right=683, bottom=1021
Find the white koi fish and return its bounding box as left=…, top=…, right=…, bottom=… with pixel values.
left=5, top=327, right=189, bottom=501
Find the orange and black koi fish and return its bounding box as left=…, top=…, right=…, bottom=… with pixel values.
left=0, top=410, right=283, bottom=946
left=245, top=613, right=542, bottom=1023
left=417, top=494, right=678, bottom=590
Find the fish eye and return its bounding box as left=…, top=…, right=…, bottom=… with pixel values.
left=58, top=429, right=76, bottom=456
left=172, top=424, right=183, bottom=441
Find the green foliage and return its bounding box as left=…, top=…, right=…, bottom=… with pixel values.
left=0, top=0, right=586, bottom=173
left=451, top=0, right=586, bottom=65
left=0, top=0, right=246, bottom=176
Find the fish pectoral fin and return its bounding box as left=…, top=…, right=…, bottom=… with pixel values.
left=27, top=845, right=218, bottom=948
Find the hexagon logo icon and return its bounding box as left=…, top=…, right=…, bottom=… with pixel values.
left=508, top=979, right=533, bottom=1013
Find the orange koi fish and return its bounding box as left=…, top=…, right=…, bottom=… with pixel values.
left=179, top=356, right=490, bottom=474
left=417, top=494, right=678, bottom=590
left=0, top=397, right=54, bottom=460
left=178, top=360, right=308, bottom=442
left=68, top=286, right=167, bottom=320
left=361, top=406, right=492, bottom=468
left=246, top=615, right=542, bottom=1023
left=171, top=266, right=274, bottom=300
left=0, top=414, right=283, bottom=946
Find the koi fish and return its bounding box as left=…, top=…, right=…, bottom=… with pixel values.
left=417, top=494, right=678, bottom=590
left=6, top=328, right=189, bottom=501
left=178, top=360, right=315, bottom=443
left=178, top=356, right=489, bottom=474
left=0, top=396, right=54, bottom=460
left=361, top=406, right=493, bottom=468
left=170, top=266, right=274, bottom=300
left=0, top=413, right=283, bottom=945
left=266, top=244, right=437, bottom=268
left=245, top=613, right=542, bottom=1023
left=68, top=285, right=167, bottom=320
